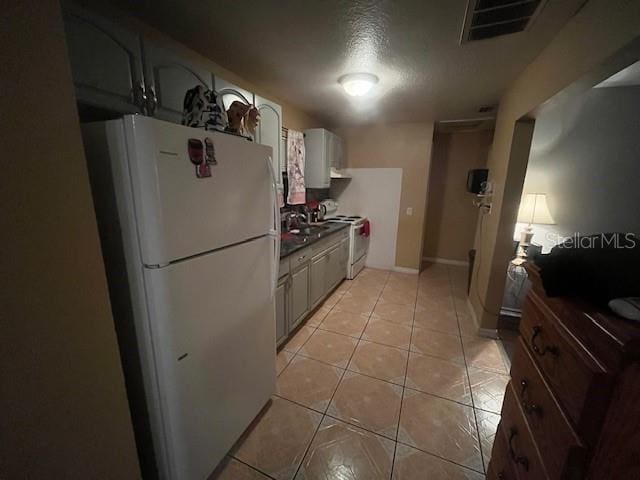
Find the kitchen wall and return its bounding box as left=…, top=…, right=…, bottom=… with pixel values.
left=1, top=0, right=140, bottom=477
left=423, top=130, right=493, bottom=263
left=337, top=123, right=435, bottom=271
left=78, top=0, right=321, bottom=132
left=520, top=86, right=640, bottom=252
left=469, top=0, right=640, bottom=331
left=331, top=168, right=403, bottom=270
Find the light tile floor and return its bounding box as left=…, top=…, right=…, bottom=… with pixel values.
left=213, top=264, right=513, bottom=480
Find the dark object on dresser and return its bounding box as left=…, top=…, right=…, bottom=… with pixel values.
left=486, top=262, right=640, bottom=480
left=535, top=233, right=640, bottom=306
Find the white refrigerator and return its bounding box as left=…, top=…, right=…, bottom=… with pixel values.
left=82, top=116, right=279, bottom=480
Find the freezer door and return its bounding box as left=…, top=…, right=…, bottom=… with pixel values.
left=144, top=235, right=276, bottom=480
left=123, top=115, right=273, bottom=265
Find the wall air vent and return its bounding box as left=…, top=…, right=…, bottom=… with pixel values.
left=436, top=118, right=496, bottom=133
left=460, top=0, right=547, bottom=43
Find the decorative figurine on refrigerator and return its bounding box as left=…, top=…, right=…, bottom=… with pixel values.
left=182, top=85, right=228, bottom=131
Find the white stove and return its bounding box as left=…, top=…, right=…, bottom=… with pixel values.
left=327, top=214, right=369, bottom=280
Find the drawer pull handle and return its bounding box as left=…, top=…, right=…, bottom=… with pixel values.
left=519, top=379, right=542, bottom=416
left=508, top=427, right=530, bottom=472
left=531, top=325, right=559, bottom=357
left=497, top=473, right=505, bottom=480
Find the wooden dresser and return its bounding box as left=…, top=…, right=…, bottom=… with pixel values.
left=487, top=263, right=640, bottom=480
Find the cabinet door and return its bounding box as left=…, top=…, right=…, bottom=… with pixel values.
left=290, top=265, right=310, bottom=330
left=276, top=279, right=287, bottom=346
left=310, top=254, right=329, bottom=307
left=304, top=129, right=330, bottom=188
left=338, top=238, right=349, bottom=281
left=142, top=41, right=213, bottom=123
left=333, top=135, right=345, bottom=169
left=62, top=2, right=145, bottom=113
left=254, top=95, right=284, bottom=189
left=215, top=77, right=254, bottom=110
left=324, top=132, right=334, bottom=181
left=324, top=246, right=338, bottom=291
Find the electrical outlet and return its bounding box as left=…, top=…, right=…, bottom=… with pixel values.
left=406, top=207, right=413, bottom=216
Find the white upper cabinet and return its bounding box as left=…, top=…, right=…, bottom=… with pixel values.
left=305, top=128, right=347, bottom=188
left=214, top=77, right=254, bottom=109
left=62, top=2, right=145, bottom=114
left=254, top=95, right=284, bottom=189
left=142, top=41, right=213, bottom=123
left=332, top=134, right=345, bottom=170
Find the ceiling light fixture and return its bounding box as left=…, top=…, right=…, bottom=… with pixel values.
left=339, top=73, right=379, bottom=97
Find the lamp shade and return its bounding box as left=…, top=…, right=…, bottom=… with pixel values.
left=517, top=193, right=555, bottom=225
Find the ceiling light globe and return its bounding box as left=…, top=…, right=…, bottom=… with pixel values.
left=339, top=73, right=379, bottom=97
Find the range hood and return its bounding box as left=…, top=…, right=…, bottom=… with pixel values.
left=330, top=167, right=351, bottom=179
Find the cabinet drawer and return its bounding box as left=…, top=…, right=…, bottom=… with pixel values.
left=500, top=383, right=549, bottom=480
left=487, top=424, right=518, bottom=480
left=520, top=292, right=609, bottom=442
left=291, top=247, right=311, bottom=269
left=311, top=229, right=348, bottom=256
left=511, top=338, right=586, bottom=479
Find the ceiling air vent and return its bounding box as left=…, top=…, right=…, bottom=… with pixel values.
left=460, top=0, right=547, bottom=43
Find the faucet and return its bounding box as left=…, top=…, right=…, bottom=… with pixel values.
left=285, top=212, right=307, bottom=231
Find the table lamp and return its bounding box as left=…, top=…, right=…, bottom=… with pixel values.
left=516, top=193, right=555, bottom=248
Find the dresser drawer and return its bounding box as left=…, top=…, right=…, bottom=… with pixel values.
left=520, top=292, right=609, bottom=442
left=500, top=382, right=549, bottom=480
left=487, top=424, right=518, bottom=480
left=511, top=338, right=586, bottom=479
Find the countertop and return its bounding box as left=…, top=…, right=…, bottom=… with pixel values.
left=280, top=222, right=349, bottom=259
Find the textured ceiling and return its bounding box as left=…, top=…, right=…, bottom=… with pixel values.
left=115, top=0, right=585, bottom=125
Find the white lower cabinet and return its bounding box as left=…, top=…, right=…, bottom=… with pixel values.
left=310, top=253, right=329, bottom=307
left=275, top=278, right=287, bottom=346
left=278, top=230, right=349, bottom=347
left=289, top=264, right=310, bottom=331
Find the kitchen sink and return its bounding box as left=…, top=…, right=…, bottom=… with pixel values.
left=296, top=225, right=330, bottom=235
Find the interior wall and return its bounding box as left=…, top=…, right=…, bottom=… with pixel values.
left=469, top=0, right=640, bottom=330
left=77, top=0, right=321, bottom=132
left=519, top=86, right=640, bottom=252
left=423, top=130, right=493, bottom=263
left=331, top=168, right=403, bottom=270
left=336, top=123, right=434, bottom=270
left=0, top=0, right=140, bottom=477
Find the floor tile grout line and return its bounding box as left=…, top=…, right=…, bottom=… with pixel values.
left=412, top=266, right=492, bottom=476
left=402, top=384, right=477, bottom=411
left=243, top=391, right=487, bottom=478
left=278, top=281, right=349, bottom=378
left=290, top=270, right=388, bottom=479
left=321, top=411, right=399, bottom=443
left=446, top=264, right=488, bottom=474
left=394, top=438, right=487, bottom=476
left=358, top=270, right=402, bottom=480
left=241, top=271, right=387, bottom=479
left=391, top=274, right=419, bottom=480
left=227, top=456, right=278, bottom=480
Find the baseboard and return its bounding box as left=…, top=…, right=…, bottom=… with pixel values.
left=466, top=297, right=480, bottom=331
left=364, top=261, right=394, bottom=271
left=466, top=297, right=500, bottom=339
left=392, top=266, right=420, bottom=275
left=477, top=327, right=500, bottom=339
left=423, top=256, right=470, bottom=267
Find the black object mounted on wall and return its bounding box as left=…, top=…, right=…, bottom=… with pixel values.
left=467, top=168, right=489, bottom=194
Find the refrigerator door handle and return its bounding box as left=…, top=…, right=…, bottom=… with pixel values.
left=265, top=156, right=280, bottom=298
